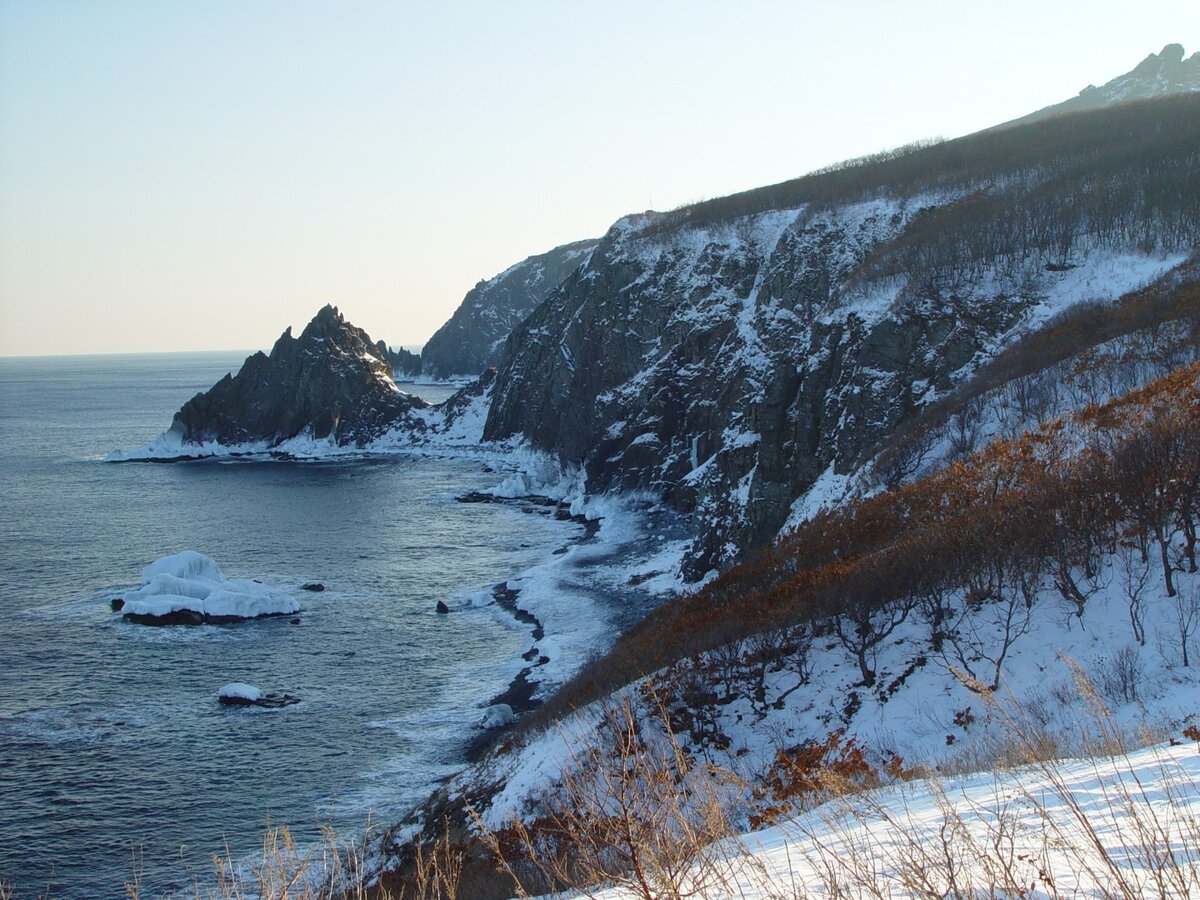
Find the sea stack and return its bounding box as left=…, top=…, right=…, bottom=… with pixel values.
left=167, top=305, right=428, bottom=448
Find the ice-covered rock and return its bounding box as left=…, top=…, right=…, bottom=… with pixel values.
left=218, top=682, right=263, bottom=703
left=478, top=703, right=516, bottom=729
left=118, top=551, right=300, bottom=625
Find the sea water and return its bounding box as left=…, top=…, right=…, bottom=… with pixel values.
left=0, top=353, right=594, bottom=896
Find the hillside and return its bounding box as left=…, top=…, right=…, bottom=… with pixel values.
left=420, top=238, right=597, bottom=380
left=483, top=93, right=1199, bottom=578
left=98, top=45, right=1200, bottom=900
left=378, top=353, right=1200, bottom=898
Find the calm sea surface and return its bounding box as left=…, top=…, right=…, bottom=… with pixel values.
left=0, top=353, right=582, bottom=897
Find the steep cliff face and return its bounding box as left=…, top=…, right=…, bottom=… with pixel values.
left=171, top=305, right=427, bottom=447
left=485, top=97, right=1200, bottom=577
left=420, top=239, right=597, bottom=379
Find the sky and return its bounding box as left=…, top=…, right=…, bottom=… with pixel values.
left=1, top=1, right=1197, bottom=357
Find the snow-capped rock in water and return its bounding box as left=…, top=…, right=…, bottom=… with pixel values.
left=420, top=238, right=597, bottom=380
left=165, top=304, right=428, bottom=450
left=217, top=683, right=301, bottom=708
left=217, top=682, right=262, bottom=703
left=118, top=551, right=300, bottom=625
left=478, top=703, right=516, bottom=729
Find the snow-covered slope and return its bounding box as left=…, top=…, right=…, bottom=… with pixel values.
left=585, top=739, right=1200, bottom=898
left=453, top=539, right=1200, bottom=830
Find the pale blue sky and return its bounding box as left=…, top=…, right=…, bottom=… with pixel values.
left=1, top=1, right=1197, bottom=356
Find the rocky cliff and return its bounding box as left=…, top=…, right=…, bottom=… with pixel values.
left=376, top=340, right=422, bottom=378
left=169, top=305, right=427, bottom=447
left=420, top=239, right=597, bottom=379
left=484, top=95, right=1200, bottom=577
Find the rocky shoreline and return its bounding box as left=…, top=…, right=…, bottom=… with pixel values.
left=456, top=493, right=603, bottom=763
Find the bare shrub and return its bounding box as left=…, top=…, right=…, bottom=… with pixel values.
left=947, top=395, right=986, bottom=460
left=1174, top=587, right=1200, bottom=667
left=1118, top=541, right=1153, bottom=645
left=1093, top=645, right=1146, bottom=706
left=940, top=587, right=1037, bottom=694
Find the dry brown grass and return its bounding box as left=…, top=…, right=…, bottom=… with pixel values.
left=120, top=820, right=461, bottom=900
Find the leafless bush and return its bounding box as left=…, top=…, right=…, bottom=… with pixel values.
left=1093, top=645, right=1146, bottom=706
left=1118, top=541, right=1153, bottom=645
left=947, top=395, right=986, bottom=460
left=1174, top=586, right=1200, bottom=667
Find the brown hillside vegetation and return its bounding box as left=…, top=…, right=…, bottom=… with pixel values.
left=522, top=360, right=1200, bottom=731
left=870, top=263, right=1200, bottom=478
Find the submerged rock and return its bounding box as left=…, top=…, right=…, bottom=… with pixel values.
left=217, top=683, right=300, bottom=708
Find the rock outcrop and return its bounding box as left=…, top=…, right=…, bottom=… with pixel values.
left=999, top=43, right=1200, bottom=129
left=421, top=239, right=597, bottom=380
left=376, top=341, right=422, bottom=378
left=169, top=305, right=428, bottom=447
left=117, top=551, right=302, bottom=625
left=217, top=683, right=301, bottom=708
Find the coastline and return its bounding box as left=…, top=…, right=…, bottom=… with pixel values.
left=96, top=425, right=696, bottom=878
left=462, top=508, right=603, bottom=763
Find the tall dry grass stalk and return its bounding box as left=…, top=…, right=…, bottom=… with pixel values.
left=754, top=667, right=1200, bottom=899
left=475, top=694, right=755, bottom=900
left=120, top=820, right=463, bottom=900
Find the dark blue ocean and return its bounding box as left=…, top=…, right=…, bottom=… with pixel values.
left=0, top=353, right=587, bottom=897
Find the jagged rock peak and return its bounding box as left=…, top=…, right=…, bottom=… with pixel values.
left=1150, top=43, right=1185, bottom=65
left=1091, top=42, right=1200, bottom=95
left=1005, top=43, right=1200, bottom=128
left=168, top=306, right=427, bottom=448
